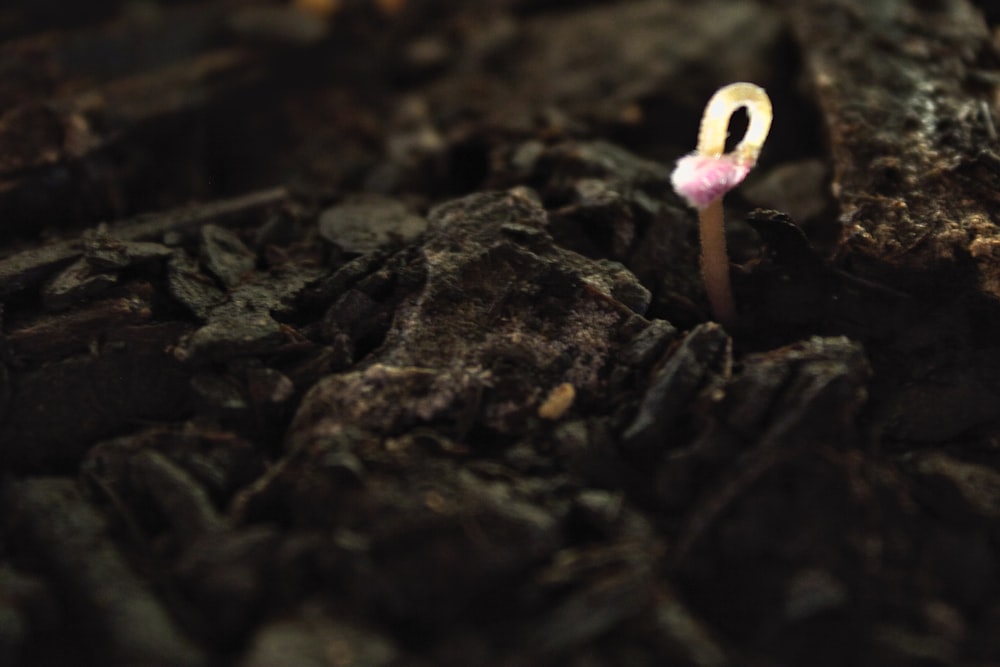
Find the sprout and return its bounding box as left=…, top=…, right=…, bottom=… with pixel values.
left=671, top=82, right=772, bottom=327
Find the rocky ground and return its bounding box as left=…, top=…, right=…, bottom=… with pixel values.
left=1, top=1, right=1000, bottom=665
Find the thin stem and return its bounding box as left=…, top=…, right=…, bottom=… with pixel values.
left=698, top=198, right=736, bottom=327
left=672, top=82, right=772, bottom=327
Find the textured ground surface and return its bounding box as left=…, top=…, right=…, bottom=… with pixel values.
left=2, top=1, right=1000, bottom=666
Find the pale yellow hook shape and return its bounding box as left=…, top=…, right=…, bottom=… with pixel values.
left=696, top=82, right=772, bottom=163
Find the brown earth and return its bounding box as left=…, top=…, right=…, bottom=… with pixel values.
left=1, top=1, right=999, bottom=666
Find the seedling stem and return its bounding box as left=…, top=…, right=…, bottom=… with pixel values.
left=671, top=82, right=772, bottom=327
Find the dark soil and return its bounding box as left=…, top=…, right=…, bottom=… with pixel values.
left=2, top=1, right=1000, bottom=666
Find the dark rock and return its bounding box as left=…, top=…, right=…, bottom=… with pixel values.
left=2, top=2, right=1000, bottom=665
left=790, top=0, right=1000, bottom=299
left=2, top=478, right=207, bottom=667
left=7, top=286, right=155, bottom=360
left=130, top=448, right=228, bottom=543
left=175, top=527, right=280, bottom=642
left=0, top=241, right=80, bottom=299
left=82, top=424, right=265, bottom=509
left=742, top=159, right=832, bottom=224
left=166, top=252, right=228, bottom=321
left=717, top=336, right=871, bottom=445
left=174, top=265, right=325, bottom=364
left=200, top=224, right=256, bottom=289
left=909, top=452, right=1000, bottom=519
left=227, top=5, right=329, bottom=45
left=240, top=607, right=399, bottom=667
left=41, top=258, right=119, bottom=310
left=293, top=189, right=651, bottom=446
left=83, top=234, right=173, bottom=271
left=622, top=323, right=731, bottom=457
left=318, top=195, right=428, bottom=255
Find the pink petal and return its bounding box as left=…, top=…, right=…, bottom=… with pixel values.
left=670, top=153, right=752, bottom=209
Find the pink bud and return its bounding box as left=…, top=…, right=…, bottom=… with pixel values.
left=670, top=153, right=753, bottom=210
